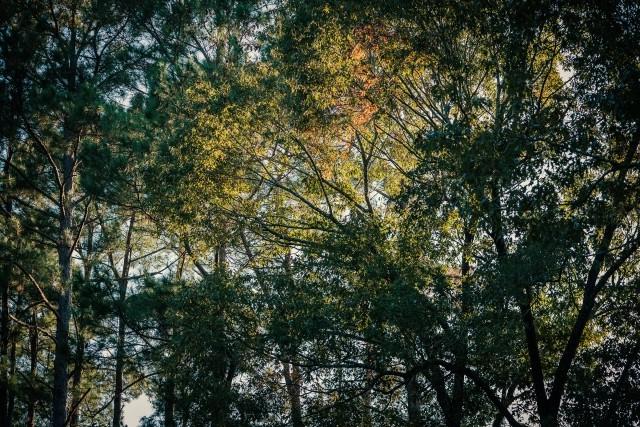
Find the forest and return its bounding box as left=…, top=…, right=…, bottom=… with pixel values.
left=1, top=0, right=639, bottom=426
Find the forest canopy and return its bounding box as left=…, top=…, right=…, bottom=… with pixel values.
left=1, top=1, right=639, bottom=426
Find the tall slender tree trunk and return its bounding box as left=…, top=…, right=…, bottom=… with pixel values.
left=52, top=250, right=73, bottom=427
left=449, top=224, right=475, bottom=427
left=0, top=264, right=10, bottom=425
left=158, top=310, right=176, bottom=427
left=406, top=374, right=422, bottom=427
left=69, top=224, right=94, bottom=427
left=52, top=149, right=76, bottom=427
left=53, top=6, right=79, bottom=423
left=281, top=251, right=304, bottom=427
left=0, top=142, right=13, bottom=426
left=164, top=377, right=176, bottom=427
left=156, top=253, right=177, bottom=427
left=282, top=362, right=303, bottom=427
left=215, top=243, right=226, bottom=269
left=113, top=215, right=135, bottom=427
left=7, top=309, right=18, bottom=426
left=27, top=309, right=38, bottom=427
left=362, top=347, right=374, bottom=427
left=362, top=379, right=372, bottom=426
left=112, top=318, right=126, bottom=427
left=69, top=334, right=85, bottom=427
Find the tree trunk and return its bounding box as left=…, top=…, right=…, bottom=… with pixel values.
left=361, top=347, right=374, bottom=427
left=281, top=253, right=303, bottom=427
left=112, top=318, right=126, bottom=427
left=0, top=264, right=10, bottom=425
left=450, top=224, right=475, bottom=427
left=27, top=309, right=38, bottom=427
left=215, top=243, right=226, bottom=268
left=0, top=148, right=13, bottom=426
left=113, top=215, right=135, bottom=427
left=282, top=362, right=303, bottom=427
left=7, top=321, right=17, bottom=426
left=1, top=79, right=16, bottom=427
left=52, top=149, right=76, bottom=427
left=158, top=310, right=176, bottom=427
left=53, top=6, right=79, bottom=423
left=491, top=385, right=516, bottom=427
left=52, top=258, right=73, bottom=427
left=406, top=374, right=423, bottom=427
left=69, top=334, right=85, bottom=427
left=164, top=377, right=176, bottom=427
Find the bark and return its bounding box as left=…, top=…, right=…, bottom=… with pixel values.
left=69, top=334, right=85, bottom=427
left=175, top=249, right=185, bottom=281
left=52, top=261, right=72, bottom=427
left=281, top=253, right=304, bottom=427
left=361, top=348, right=374, bottom=427
left=175, top=245, right=186, bottom=427
left=0, top=142, right=13, bottom=426
left=163, top=377, right=176, bottom=427
left=406, top=374, right=423, bottom=427
left=450, top=349, right=466, bottom=426
left=0, top=39, right=23, bottom=426
left=158, top=310, right=176, bottom=427
left=53, top=5, right=80, bottom=423
left=112, top=215, right=135, bottom=427
left=282, top=362, right=304, bottom=427
left=215, top=243, right=227, bottom=268
left=517, top=286, right=549, bottom=423
left=449, top=224, right=475, bottom=427
left=112, top=319, right=126, bottom=427
left=27, top=310, right=38, bottom=427
left=362, top=381, right=372, bottom=427
left=432, top=363, right=465, bottom=427
left=6, top=323, right=17, bottom=426
left=69, top=225, right=93, bottom=427
left=0, top=264, right=9, bottom=425
left=52, top=149, right=76, bottom=427
left=491, top=384, right=517, bottom=427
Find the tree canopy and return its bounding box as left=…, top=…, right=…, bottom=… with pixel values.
left=1, top=1, right=639, bottom=426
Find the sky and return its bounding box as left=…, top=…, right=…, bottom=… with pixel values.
left=123, top=394, right=154, bottom=427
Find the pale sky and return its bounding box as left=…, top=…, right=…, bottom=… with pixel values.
left=123, top=394, right=154, bottom=427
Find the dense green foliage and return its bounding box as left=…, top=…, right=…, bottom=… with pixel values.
left=1, top=1, right=639, bottom=426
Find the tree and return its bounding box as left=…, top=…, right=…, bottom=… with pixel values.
left=1, top=0, right=639, bottom=425
left=1, top=1, right=147, bottom=424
